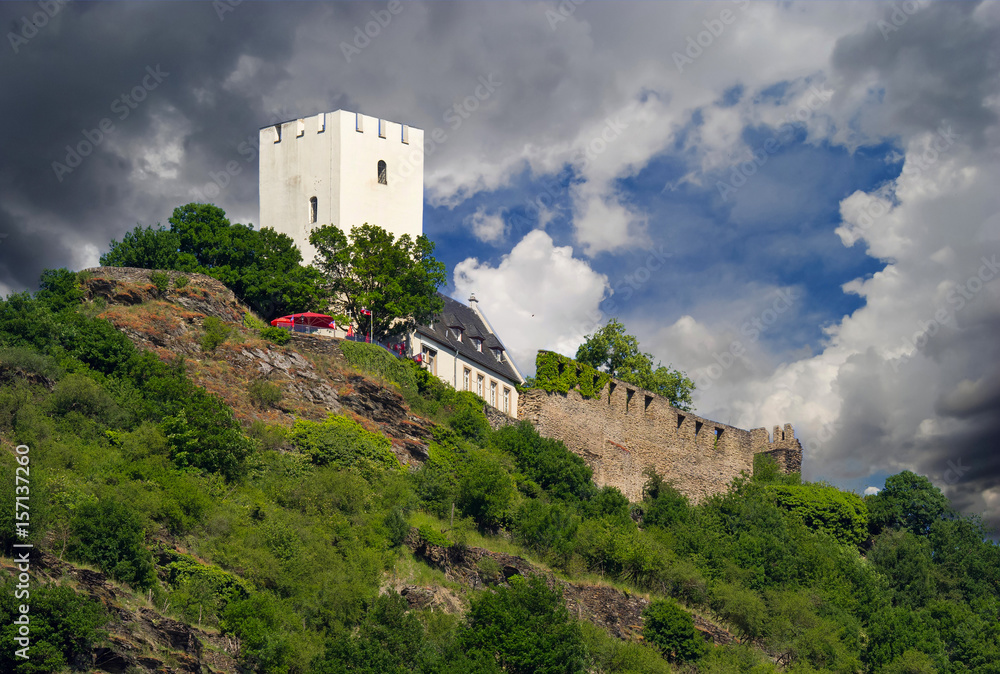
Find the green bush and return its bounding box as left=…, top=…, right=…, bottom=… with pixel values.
left=340, top=340, right=416, bottom=392
left=0, top=346, right=63, bottom=380
left=69, top=499, right=156, bottom=589
left=290, top=413, right=398, bottom=472
left=260, top=326, right=291, bottom=345
left=641, top=598, right=708, bottom=662
left=243, top=311, right=267, bottom=330
left=249, top=379, right=282, bottom=408
left=149, top=271, right=170, bottom=293
left=174, top=275, right=190, bottom=289
left=418, top=524, right=452, bottom=548
left=460, top=574, right=586, bottom=674
left=200, top=316, right=231, bottom=351
left=458, top=451, right=518, bottom=531
left=767, top=483, right=868, bottom=547
left=248, top=420, right=289, bottom=451
left=0, top=581, right=108, bottom=674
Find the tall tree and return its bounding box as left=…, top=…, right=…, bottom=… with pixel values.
left=100, top=204, right=324, bottom=320
left=309, top=223, right=446, bottom=339
left=575, top=318, right=695, bottom=410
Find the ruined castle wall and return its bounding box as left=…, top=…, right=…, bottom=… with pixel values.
left=518, top=381, right=801, bottom=503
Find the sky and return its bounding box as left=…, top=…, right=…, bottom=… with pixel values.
left=1, top=1, right=999, bottom=524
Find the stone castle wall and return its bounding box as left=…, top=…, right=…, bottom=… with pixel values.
left=518, top=379, right=802, bottom=503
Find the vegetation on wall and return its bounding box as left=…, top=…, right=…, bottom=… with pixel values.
left=533, top=350, right=611, bottom=399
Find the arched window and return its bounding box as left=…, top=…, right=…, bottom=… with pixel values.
left=309, top=196, right=318, bottom=223
left=377, top=160, right=387, bottom=185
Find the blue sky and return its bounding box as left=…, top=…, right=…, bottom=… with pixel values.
left=1, top=0, right=998, bottom=521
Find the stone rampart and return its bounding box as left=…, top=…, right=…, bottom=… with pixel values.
left=518, top=379, right=801, bottom=503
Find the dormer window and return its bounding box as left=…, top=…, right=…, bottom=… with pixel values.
left=473, top=338, right=482, bottom=352
left=492, top=348, right=504, bottom=363
left=448, top=327, right=463, bottom=342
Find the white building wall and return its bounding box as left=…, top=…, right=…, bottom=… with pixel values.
left=259, top=110, right=424, bottom=263
left=414, top=337, right=520, bottom=417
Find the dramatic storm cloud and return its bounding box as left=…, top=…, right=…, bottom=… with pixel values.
left=2, top=1, right=998, bottom=525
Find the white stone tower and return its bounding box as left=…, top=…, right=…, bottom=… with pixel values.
left=258, top=110, right=424, bottom=263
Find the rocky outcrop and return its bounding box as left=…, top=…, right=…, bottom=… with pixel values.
left=82, top=267, right=248, bottom=322
left=404, top=530, right=736, bottom=646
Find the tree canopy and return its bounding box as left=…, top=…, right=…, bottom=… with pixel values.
left=100, top=203, right=324, bottom=320
left=575, top=319, right=695, bottom=410
left=309, top=223, right=446, bottom=339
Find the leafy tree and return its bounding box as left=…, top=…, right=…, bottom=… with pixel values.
left=101, top=204, right=324, bottom=319
left=767, top=483, right=869, bottom=547
left=100, top=224, right=180, bottom=269
left=310, top=223, right=446, bottom=339
left=69, top=500, right=156, bottom=589
left=641, top=598, right=708, bottom=663
left=867, top=471, right=952, bottom=536
left=461, top=574, right=586, bottom=674
left=35, top=268, right=86, bottom=312
left=641, top=468, right=692, bottom=529
left=458, top=451, right=518, bottom=531
left=575, top=319, right=695, bottom=410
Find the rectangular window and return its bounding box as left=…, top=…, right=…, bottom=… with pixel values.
left=378, top=118, right=386, bottom=138
left=464, top=368, right=471, bottom=391
left=490, top=381, right=497, bottom=407
left=477, top=375, right=484, bottom=397
left=421, top=345, right=437, bottom=376
left=503, top=388, right=510, bottom=414
left=402, top=124, right=409, bottom=144
left=356, top=113, right=364, bottom=133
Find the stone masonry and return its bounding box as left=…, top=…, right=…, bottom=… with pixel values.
left=518, top=377, right=802, bottom=503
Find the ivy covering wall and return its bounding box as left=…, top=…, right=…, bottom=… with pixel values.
left=535, top=351, right=611, bottom=399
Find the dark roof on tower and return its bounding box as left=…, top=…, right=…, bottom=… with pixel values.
left=413, top=294, right=523, bottom=383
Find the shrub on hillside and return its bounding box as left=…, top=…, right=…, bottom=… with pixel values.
left=69, top=499, right=155, bottom=589
left=767, top=483, right=868, bottom=547
left=340, top=340, right=417, bottom=392
left=149, top=271, right=170, bottom=293
left=248, top=379, right=282, bottom=408
left=290, top=414, right=397, bottom=472
left=201, top=316, right=231, bottom=351
left=174, top=275, right=190, bottom=289
left=642, top=598, right=708, bottom=663
left=259, top=326, right=291, bottom=345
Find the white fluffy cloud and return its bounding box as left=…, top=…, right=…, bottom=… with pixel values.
left=453, top=230, right=609, bottom=374
left=465, top=206, right=507, bottom=244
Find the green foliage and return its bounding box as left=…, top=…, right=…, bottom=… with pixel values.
left=641, top=598, right=708, bottom=662
left=753, top=453, right=800, bottom=485
left=69, top=499, right=156, bottom=588
left=534, top=350, right=611, bottom=399
left=310, top=222, right=446, bottom=339
left=767, top=483, right=869, bottom=547
left=641, top=469, right=692, bottom=530
left=290, top=413, right=398, bottom=472
left=573, top=319, right=696, bottom=410
left=259, top=325, right=291, bottom=345
left=461, top=574, right=586, bottom=674
left=0, top=581, right=108, bottom=674
left=458, top=451, right=518, bottom=531
left=248, top=420, right=289, bottom=451
left=200, top=316, right=231, bottom=352
left=221, top=593, right=294, bottom=673
left=492, top=422, right=597, bottom=503
left=174, top=275, right=190, bottom=289
left=101, top=204, right=325, bottom=319
left=0, top=345, right=63, bottom=380
left=149, top=271, right=170, bottom=293
left=248, top=379, right=282, bottom=408
left=340, top=339, right=417, bottom=392
left=243, top=311, right=267, bottom=330
left=579, top=621, right=673, bottom=673
left=867, top=471, right=952, bottom=536
left=419, top=525, right=452, bottom=548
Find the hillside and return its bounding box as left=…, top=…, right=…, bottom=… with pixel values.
left=2, top=267, right=999, bottom=673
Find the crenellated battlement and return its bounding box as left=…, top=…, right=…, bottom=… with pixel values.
left=261, top=111, right=413, bottom=145
left=518, top=354, right=802, bottom=502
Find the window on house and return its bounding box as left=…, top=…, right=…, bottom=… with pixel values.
left=490, top=381, right=497, bottom=407
left=477, top=374, right=484, bottom=397
left=464, top=368, right=471, bottom=391
left=473, top=339, right=482, bottom=352
left=492, top=348, right=503, bottom=363
left=309, top=197, right=318, bottom=224
left=503, top=388, right=510, bottom=414
left=378, top=160, right=387, bottom=185
left=421, top=345, right=437, bottom=376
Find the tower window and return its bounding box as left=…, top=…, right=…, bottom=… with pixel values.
left=378, top=160, right=387, bottom=185
left=309, top=197, right=318, bottom=224
left=356, top=113, right=363, bottom=133
left=378, top=118, right=386, bottom=138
